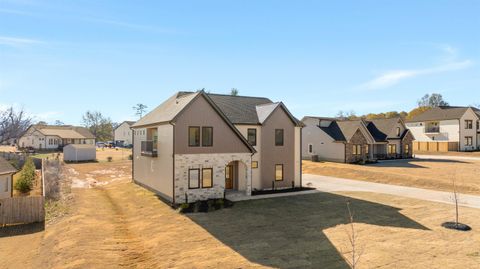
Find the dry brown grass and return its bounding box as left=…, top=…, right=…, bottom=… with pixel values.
left=303, top=159, right=480, bottom=195
left=1, top=161, right=479, bottom=268
left=414, top=150, right=480, bottom=157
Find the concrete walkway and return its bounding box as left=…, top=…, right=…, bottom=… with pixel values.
left=415, top=154, right=480, bottom=162
left=303, top=174, right=480, bottom=209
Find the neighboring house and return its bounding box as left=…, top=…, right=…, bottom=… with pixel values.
left=405, top=106, right=480, bottom=151
left=18, top=125, right=95, bottom=150
left=131, top=91, right=303, bottom=204
left=114, top=121, right=135, bottom=146
left=302, top=117, right=414, bottom=163
left=0, top=157, right=17, bottom=199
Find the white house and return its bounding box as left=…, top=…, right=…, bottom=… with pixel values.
left=0, top=157, right=17, bottom=199
left=406, top=106, right=480, bottom=151
left=114, top=121, right=135, bottom=146
left=19, top=125, right=95, bottom=150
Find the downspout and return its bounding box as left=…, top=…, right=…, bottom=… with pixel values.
left=299, top=127, right=303, bottom=188
left=458, top=119, right=461, bottom=152
left=171, top=122, right=176, bottom=205
left=131, top=128, right=134, bottom=183
left=344, top=142, right=347, bottom=163
left=250, top=152, right=254, bottom=196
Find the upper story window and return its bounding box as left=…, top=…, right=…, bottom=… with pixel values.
left=396, top=127, right=401, bottom=136
left=141, top=128, right=158, bottom=157
left=275, top=129, right=284, bottom=146
left=202, top=127, right=213, bottom=147
left=247, top=129, right=257, bottom=146
left=425, top=122, right=440, bottom=133
left=189, top=127, right=200, bottom=147
left=477, top=121, right=480, bottom=130
left=465, top=120, right=473, bottom=129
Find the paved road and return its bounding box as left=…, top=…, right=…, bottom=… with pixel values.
left=303, top=174, right=480, bottom=209
left=415, top=154, right=480, bottom=162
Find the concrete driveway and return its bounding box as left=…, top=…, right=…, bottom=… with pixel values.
left=303, top=174, right=480, bottom=209
left=415, top=154, right=480, bottom=162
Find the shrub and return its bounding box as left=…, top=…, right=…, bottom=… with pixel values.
left=14, top=158, right=36, bottom=193
left=107, top=156, right=113, bottom=162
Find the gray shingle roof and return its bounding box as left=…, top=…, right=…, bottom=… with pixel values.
left=319, top=121, right=346, bottom=141
left=0, top=157, right=17, bottom=174
left=33, top=125, right=95, bottom=139
left=207, top=94, right=273, bottom=124
left=406, top=106, right=473, bottom=122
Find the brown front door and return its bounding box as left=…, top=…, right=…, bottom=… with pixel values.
left=225, top=165, right=234, bottom=189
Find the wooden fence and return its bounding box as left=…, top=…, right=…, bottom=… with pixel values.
left=0, top=196, right=45, bottom=226
left=413, top=141, right=459, bottom=152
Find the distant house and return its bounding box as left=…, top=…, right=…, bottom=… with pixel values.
left=114, top=121, right=135, bottom=146
left=302, top=117, right=414, bottom=163
left=131, top=91, right=303, bottom=204
left=0, top=157, right=17, bottom=199
left=18, top=125, right=95, bottom=150
left=405, top=106, right=480, bottom=151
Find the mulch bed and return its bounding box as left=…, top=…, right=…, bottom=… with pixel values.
left=252, top=187, right=315, bottom=196
left=442, top=222, right=472, bottom=231
left=178, top=199, right=234, bottom=214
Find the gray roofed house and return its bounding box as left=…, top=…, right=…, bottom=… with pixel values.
left=131, top=90, right=303, bottom=205
left=18, top=124, right=96, bottom=150
left=405, top=106, right=480, bottom=151
left=0, top=157, right=17, bottom=199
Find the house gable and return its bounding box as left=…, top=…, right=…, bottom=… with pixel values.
left=174, top=93, right=254, bottom=154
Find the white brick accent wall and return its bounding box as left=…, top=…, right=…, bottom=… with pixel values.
left=174, top=153, right=252, bottom=203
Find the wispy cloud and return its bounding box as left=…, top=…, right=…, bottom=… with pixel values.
left=358, top=45, right=473, bottom=91
left=0, top=36, right=45, bottom=47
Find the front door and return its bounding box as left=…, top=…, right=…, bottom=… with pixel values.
left=225, top=165, right=234, bottom=189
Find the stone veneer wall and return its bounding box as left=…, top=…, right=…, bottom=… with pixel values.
left=401, top=132, right=415, bottom=158
left=174, top=153, right=252, bottom=204
left=345, top=129, right=368, bottom=163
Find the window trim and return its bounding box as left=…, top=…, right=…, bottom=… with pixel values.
left=201, top=168, right=213, bottom=188
left=275, top=164, right=284, bottom=181
left=188, top=168, right=200, bottom=189
left=465, top=120, right=473, bottom=130
left=275, top=129, right=284, bottom=146
left=352, top=145, right=362, bottom=156
left=188, top=126, right=201, bottom=147
left=465, top=136, right=473, bottom=146
left=201, top=127, right=213, bottom=147
left=247, top=128, right=257, bottom=146
left=252, top=161, right=258, bottom=169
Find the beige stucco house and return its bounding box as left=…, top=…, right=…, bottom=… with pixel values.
left=19, top=125, right=95, bottom=150
left=302, top=117, right=414, bottom=163
left=131, top=91, right=303, bottom=204
left=114, top=121, right=135, bottom=146
left=0, top=157, right=17, bottom=199
left=406, top=106, right=480, bottom=151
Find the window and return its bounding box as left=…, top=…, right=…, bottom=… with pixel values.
left=188, top=169, right=200, bottom=189
left=189, top=127, right=200, bottom=147
left=247, top=129, right=257, bottom=146
left=396, top=127, right=401, bottom=136
left=405, top=144, right=410, bottom=154
left=275, top=164, right=283, bottom=181
left=202, top=127, right=213, bottom=147
left=252, top=161, right=258, bottom=169
left=202, top=168, right=213, bottom=188
left=2, top=178, right=8, bottom=192
left=352, top=145, right=361, bottom=155
left=365, top=145, right=369, bottom=155
left=465, top=120, right=473, bottom=129
left=477, top=121, right=480, bottom=130
left=388, top=144, right=397, bottom=154
left=308, top=144, right=313, bottom=154
left=275, top=129, right=284, bottom=146
left=465, top=136, right=473, bottom=146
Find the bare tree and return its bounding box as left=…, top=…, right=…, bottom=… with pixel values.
left=82, top=111, right=114, bottom=142
left=341, top=201, right=364, bottom=269
left=417, top=93, right=449, bottom=108
left=336, top=110, right=358, bottom=120
left=0, top=106, right=32, bottom=144
left=133, top=104, right=148, bottom=118
left=54, top=120, right=64, bottom=125
left=452, top=177, right=459, bottom=228
left=230, top=88, right=239, bottom=96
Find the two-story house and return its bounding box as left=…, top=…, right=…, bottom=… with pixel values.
left=114, top=121, right=135, bottom=147
left=302, top=117, right=414, bottom=163
left=19, top=125, right=95, bottom=150
left=131, top=91, right=302, bottom=204
left=405, top=106, right=480, bottom=151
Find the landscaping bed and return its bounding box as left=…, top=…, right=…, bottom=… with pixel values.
left=177, top=198, right=234, bottom=214
left=252, top=187, right=315, bottom=196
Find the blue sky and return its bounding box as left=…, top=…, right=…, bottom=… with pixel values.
left=1, top=0, right=479, bottom=125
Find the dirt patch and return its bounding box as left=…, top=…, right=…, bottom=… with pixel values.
left=303, top=159, right=480, bottom=195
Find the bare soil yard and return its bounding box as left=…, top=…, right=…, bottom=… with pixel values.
left=303, top=159, right=480, bottom=195
left=1, top=161, right=479, bottom=268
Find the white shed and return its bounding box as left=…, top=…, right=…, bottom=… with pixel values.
left=63, top=144, right=96, bottom=162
